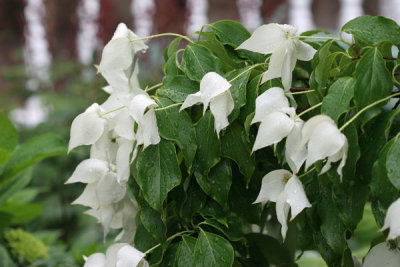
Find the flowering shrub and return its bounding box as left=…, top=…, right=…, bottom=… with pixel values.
left=68, top=16, right=400, bottom=266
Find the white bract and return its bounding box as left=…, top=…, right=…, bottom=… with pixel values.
left=285, top=119, right=307, bottom=173
left=83, top=243, right=148, bottom=267
left=301, top=115, right=348, bottom=178
left=381, top=198, right=400, bottom=240
left=180, top=72, right=234, bottom=136
left=362, top=242, right=400, bottom=267
left=251, top=87, right=296, bottom=151
left=253, top=169, right=311, bottom=239
left=237, top=23, right=316, bottom=90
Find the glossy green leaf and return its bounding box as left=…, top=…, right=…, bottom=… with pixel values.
left=202, top=213, right=244, bottom=241
left=140, top=202, right=166, bottom=243
left=177, top=236, right=196, bottom=267
left=163, top=51, right=184, bottom=77
left=342, top=15, right=400, bottom=46
left=181, top=43, right=223, bottom=81
left=209, top=20, right=251, bottom=47
left=195, top=159, right=232, bottom=208
left=136, top=139, right=181, bottom=211
left=0, top=113, right=18, bottom=166
left=246, top=233, right=292, bottom=265
left=164, top=37, right=182, bottom=61
left=322, top=77, right=354, bottom=122
left=0, top=133, right=67, bottom=188
left=181, top=180, right=207, bottom=218
left=240, top=74, right=262, bottom=123
left=193, top=111, right=221, bottom=177
left=221, top=123, right=255, bottom=184
left=313, top=231, right=342, bottom=266
left=134, top=216, right=158, bottom=252
left=353, top=48, right=393, bottom=123
left=386, top=137, right=400, bottom=189
left=193, top=230, right=234, bottom=267
left=158, top=75, right=199, bottom=103
left=156, top=97, right=197, bottom=170
left=160, top=243, right=179, bottom=267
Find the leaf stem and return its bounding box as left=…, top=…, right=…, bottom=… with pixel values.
left=145, top=82, right=163, bottom=92
left=293, top=103, right=322, bottom=121
left=228, top=63, right=267, bottom=83
left=286, top=90, right=315, bottom=96
left=144, top=230, right=193, bottom=255
left=392, top=63, right=400, bottom=88
left=131, top=33, right=194, bottom=44
left=298, top=167, right=316, bottom=179
left=339, top=92, right=400, bottom=131
left=154, top=102, right=183, bottom=111
left=99, top=106, right=126, bottom=117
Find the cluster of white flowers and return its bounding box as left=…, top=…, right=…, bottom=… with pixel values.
left=68, top=23, right=161, bottom=263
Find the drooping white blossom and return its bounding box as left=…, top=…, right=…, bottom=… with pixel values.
left=237, top=23, right=316, bottom=90
left=254, top=169, right=311, bottom=239
left=362, top=242, right=400, bottom=267
left=381, top=198, right=400, bottom=240
left=83, top=243, right=148, bottom=267
left=285, top=119, right=307, bottom=173
left=301, top=115, right=348, bottom=178
left=180, top=72, right=234, bottom=136
left=251, top=87, right=296, bottom=151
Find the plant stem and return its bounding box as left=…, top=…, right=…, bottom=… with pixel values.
left=154, top=102, right=183, bottom=111
left=293, top=103, right=322, bottom=121
left=286, top=90, right=315, bottom=96
left=146, top=82, right=163, bottom=92
left=392, top=63, right=400, bottom=88
left=339, top=92, right=400, bottom=131
left=298, top=167, right=316, bottom=179
left=99, top=106, right=126, bottom=117
left=144, top=230, right=193, bottom=255
left=228, top=63, right=267, bottom=83
left=131, top=33, right=194, bottom=44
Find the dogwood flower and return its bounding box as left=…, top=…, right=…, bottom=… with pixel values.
left=254, top=169, right=311, bottom=239
left=285, top=119, right=307, bottom=173
left=301, top=115, right=348, bottom=178
left=180, top=72, right=234, bottom=136
left=237, top=23, right=316, bottom=90
left=362, top=242, right=400, bottom=267
left=83, top=243, right=148, bottom=267
left=251, top=87, right=296, bottom=151
left=381, top=198, right=400, bottom=240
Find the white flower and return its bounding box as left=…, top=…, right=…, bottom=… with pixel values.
left=381, top=198, right=400, bottom=240
left=237, top=23, right=316, bottom=90
left=180, top=72, right=234, bottom=137
left=83, top=243, right=148, bottom=267
left=254, top=169, right=311, bottom=239
left=251, top=87, right=296, bottom=151
left=301, top=115, right=348, bottom=178
left=285, top=119, right=307, bottom=173
left=98, top=23, right=147, bottom=92
left=68, top=103, right=106, bottom=152
left=362, top=242, right=400, bottom=267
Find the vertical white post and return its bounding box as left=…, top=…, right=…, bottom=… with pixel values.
left=236, top=0, right=262, bottom=31
left=288, top=0, right=315, bottom=33
left=131, top=0, right=155, bottom=37
left=185, top=0, right=209, bottom=36
left=380, top=0, right=400, bottom=24
left=24, top=0, right=52, bottom=90
left=338, top=0, right=364, bottom=29
left=77, top=0, right=100, bottom=65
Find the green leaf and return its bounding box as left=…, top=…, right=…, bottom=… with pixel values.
left=164, top=37, right=182, bottom=61
left=0, top=203, right=42, bottom=224
left=134, top=216, right=158, bottom=252
left=0, top=168, right=32, bottom=204
left=0, top=133, right=67, bottom=188
left=156, top=97, right=197, bottom=170
left=0, top=211, right=13, bottom=231
left=136, top=139, right=182, bottom=211
left=359, top=110, right=400, bottom=181
left=0, top=244, right=17, bottom=267
left=177, top=236, right=196, bottom=267
left=163, top=51, right=184, bottom=77
left=0, top=113, right=18, bottom=166
left=195, top=159, right=232, bottom=208
left=181, top=180, right=207, bottom=218
left=201, top=213, right=244, bottom=241
left=322, top=77, right=354, bottom=123
left=246, top=233, right=292, bottom=265
left=193, top=111, right=221, bottom=177
left=209, top=20, right=251, bottom=47
left=386, top=137, right=400, bottom=190
left=158, top=75, right=199, bottom=103
left=181, top=43, right=223, bottom=81
left=225, top=66, right=252, bottom=121
left=160, top=243, right=179, bottom=267
left=221, top=123, right=255, bottom=184
left=370, top=138, right=399, bottom=227
left=342, top=15, right=400, bottom=46
left=140, top=202, right=167, bottom=243
left=313, top=231, right=342, bottom=266
left=193, top=230, right=234, bottom=267
left=240, top=74, right=262, bottom=123
left=353, top=48, right=393, bottom=123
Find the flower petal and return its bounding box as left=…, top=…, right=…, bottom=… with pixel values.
left=237, top=24, right=288, bottom=54
left=90, top=130, right=118, bottom=163
left=363, top=242, right=400, bottom=267
left=129, top=94, right=157, bottom=122
left=280, top=41, right=297, bottom=90
left=116, top=138, right=134, bottom=183
left=73, top=183, right=98, bottom=209
left=252, top=87, right=291, bottom=123
left=252, top=111, right=294, bottom=151
left=261, top=42, right=287, bottom=83
left=276, top=192, right=290, bottom=239
left=66, top=159, right=109, bottom=184
left=96, top=172, right=127, bottom=206
left=209, top=90, right=234, bottom=137
left=285, top=119, right=306, bottom=173
left=381, top=198, right=400, bottom=240
left=139, top=109, right=160, bottom=148
left=83, top=253, right=106, bottom=267
left=254, top=169, right=291, bottom=203
left=116, top=245, right=146, bottom=267
left=105, top=243, right=127, bottom=266
left=179, top=91, right=203, bottom=111
left=99, top=37, right=132, bottom=72
left=113, top=110, right=135, bottom=140
left=294, top=39, right=316, bottom=61
left=285, top=175, right=311, bottom=220
left=68, top=104, right=105, bottom=152
left=301, top=115, right=334, bottom=146
left=200, top=72, right=231, bottom=103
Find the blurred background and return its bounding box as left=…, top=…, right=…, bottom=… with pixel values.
left=0, top=0, right=399, bottom=266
